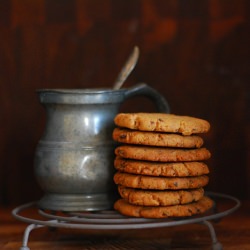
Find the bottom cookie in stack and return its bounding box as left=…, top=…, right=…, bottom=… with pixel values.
left=112, top=113, right=214, bottom=218
left=114, top=195, right=213, bottom=218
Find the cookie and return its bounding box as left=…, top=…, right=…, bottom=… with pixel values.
left=113, top=172, right=209, bottom=190
left=114, top=157, right=209, bottom=177
left=113, top=128, right=204, bottom=148
left=114, top=113, right=210, bottom=135
left=114, top=196, right=214, bottom=218
left=118, top=185, right=204, bottom=206
left=115, top=146, right=211, bottom=162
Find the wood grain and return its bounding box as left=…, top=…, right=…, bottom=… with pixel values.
left=0, top=0, right=249, bottom=205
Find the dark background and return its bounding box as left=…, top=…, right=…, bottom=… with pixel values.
left=0, top=0, right=249, bottom=205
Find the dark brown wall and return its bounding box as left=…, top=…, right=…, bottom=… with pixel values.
left=0, top=0, right=249, bottom=205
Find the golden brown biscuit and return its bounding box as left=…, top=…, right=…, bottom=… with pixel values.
left=114, top=113, right=210, bottom=135
left=114, top=196, right=214, bottom=218
left=115, top=146, right=211, bottom=162
left=118, top=185, right=204, bottom=206
left=114, top=157, right=209, bottom=177
left=114, top=172, right=209, bottom=190
left=113, top=128, right=204, bottom=148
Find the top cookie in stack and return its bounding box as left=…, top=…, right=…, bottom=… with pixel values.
left=112, top=113, right=213, bottom=218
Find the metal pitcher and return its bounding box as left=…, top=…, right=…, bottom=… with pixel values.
left=34, top=83, right=170, bottom=211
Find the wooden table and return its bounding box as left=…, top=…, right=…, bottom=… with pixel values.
left=1, top=199, right=250, bottom=250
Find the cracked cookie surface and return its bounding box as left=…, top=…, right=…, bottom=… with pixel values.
left=115, top=146, right=211, bottom=162
left=113, top=172, right=209, bottom=190
left=113, top=128, right=204, bottom=148
left=114, top=157, right=209, bottom=177
left=118, top=185, right=204, bottom=206
left=114, top=196, right=214, bottom=218
left=114, top=113, right=210, bottom=135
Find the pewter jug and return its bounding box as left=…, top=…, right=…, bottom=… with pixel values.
left=34, top=83, right=170, bottom=211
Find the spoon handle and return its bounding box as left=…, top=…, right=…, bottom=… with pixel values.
left=113, top=46, right=139, bottom=90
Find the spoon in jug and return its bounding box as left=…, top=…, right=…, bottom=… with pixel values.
left=113, top=46, right=140, bottom=90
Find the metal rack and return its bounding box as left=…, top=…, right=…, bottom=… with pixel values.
left=12, top=192, right=240, bottom=250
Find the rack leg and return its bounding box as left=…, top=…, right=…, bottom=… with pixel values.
left=200, top=220, right=223, bottom=250
left=20, top=224, right=45, bottom=250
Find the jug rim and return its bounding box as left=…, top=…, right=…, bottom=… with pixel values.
left=36, top=88, right=127, bottom=94
left=36, top=88, right=128, bottom=104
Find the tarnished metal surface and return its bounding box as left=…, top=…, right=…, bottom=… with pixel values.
left=34, top=83, right=170, bottom=211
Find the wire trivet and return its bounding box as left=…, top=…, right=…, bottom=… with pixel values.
left=12, top=192, right=240, bottom=250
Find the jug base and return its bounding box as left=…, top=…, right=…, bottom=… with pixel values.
left=37, top=192, right=118, bottom=212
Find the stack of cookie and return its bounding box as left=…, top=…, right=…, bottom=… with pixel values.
left=112, top=113, right=214, bottom=218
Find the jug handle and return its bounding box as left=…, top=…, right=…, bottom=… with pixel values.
left=124, top=83, right=170, bottom=113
